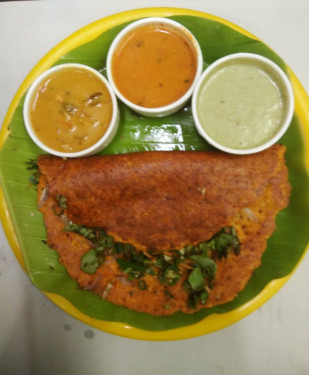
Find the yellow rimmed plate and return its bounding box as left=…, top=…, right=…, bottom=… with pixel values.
left=0, top=7, right=309, bottom=340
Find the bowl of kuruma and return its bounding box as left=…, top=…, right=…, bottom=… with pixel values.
left=192, top=53, right=294, bottom=154
left=23, top=63, right=119, bottom=157
left=106, top=17, right=203, bottom=117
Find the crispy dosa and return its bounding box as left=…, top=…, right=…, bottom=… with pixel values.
left=36, top=144, right=290, bottom=315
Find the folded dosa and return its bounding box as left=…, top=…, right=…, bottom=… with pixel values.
left=37, top=144, right=290, bottom=315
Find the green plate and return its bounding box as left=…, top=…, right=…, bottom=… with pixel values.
left=0, top=8, right=309, bottom=340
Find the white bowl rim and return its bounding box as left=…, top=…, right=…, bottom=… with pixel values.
left=192, top=52, right=295, bottom=155
left=106, top=17, right=204, bottom=116
left=23, top=63, right=119, bottom=158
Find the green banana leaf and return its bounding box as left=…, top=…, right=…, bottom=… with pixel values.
left=0, top=15, right=308, bottom=332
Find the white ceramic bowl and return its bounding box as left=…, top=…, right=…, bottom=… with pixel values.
left=192, top=53, right=294, bottom=154
left=106, top=17, right=203, bottom=117
left=23, top=63, right=119, bottom=158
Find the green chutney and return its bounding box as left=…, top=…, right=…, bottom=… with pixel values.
left=196, top=61, right=285, bottom=149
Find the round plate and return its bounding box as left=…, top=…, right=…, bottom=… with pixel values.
left=1, top=7, right=309, bottom=340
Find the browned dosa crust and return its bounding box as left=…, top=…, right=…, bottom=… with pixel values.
left=37, top=145, right=290, bottom=315
left=38, top=145, right=289, bottom=251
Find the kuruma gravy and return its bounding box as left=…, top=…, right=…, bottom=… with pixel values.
left=29, top=67, right=113, bottom=153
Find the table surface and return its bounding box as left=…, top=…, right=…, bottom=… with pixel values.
left=0, top=1, right=309, bottom=374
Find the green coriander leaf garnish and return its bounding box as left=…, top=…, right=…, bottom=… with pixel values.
left=138, top=280, right=148, bottom=290
left=188, top=266, right=206, bottom=292
left=62, top=216, right=240, bottom=309
left=81, top=249, right=102, bottom=274
left=190, top=255, right=217, bottom=279
left=56, top=194, right=67, bottom=209
left=213, top=226, right=241, bottom=259
left=26, top=159, right=40, bottom=186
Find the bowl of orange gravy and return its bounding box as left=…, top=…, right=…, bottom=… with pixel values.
left=106, top=17, right=203, bottom=117
left=23, top=63, right=119, bottom=157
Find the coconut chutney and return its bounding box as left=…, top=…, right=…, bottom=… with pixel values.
left=196, top=60, right=285, bottom=150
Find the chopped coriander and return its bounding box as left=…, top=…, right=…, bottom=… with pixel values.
left=56, top=194, right=67, bottom=209
left=190, top=255, right=217, bottom=279
left=62, top=217, right=240, bottom=308
left=81, top=249, right=103, bottom=274
left=162, top=266, right=181, bottom=286
left=51, top=194, right=68, bottom=217
left=213, top=226, right=241, bottom=258
left=164, top=289, right=175, bottom=299
left=116, top=258, right=150, bottom=279
left=188, top=266, right=205, bottom=292
left=138, top=280, right=148, bottom=290
left=26, top=159, right=40, bottom=186
left=200, top=290, right=208, bottom=305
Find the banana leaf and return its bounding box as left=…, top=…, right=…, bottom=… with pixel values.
left=0, top=14, right=309, bottom=334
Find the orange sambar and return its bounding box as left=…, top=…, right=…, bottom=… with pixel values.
left=111, top=24, right=198, bottom=108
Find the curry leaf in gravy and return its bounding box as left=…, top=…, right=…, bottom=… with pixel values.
left=85, top=92, right=103, bottom=106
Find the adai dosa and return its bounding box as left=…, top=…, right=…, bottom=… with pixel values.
left=36, top=144, right=290, bottom=315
